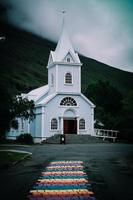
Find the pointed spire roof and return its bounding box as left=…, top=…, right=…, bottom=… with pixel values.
left=55, top=24, right=75, bottom=58
left=48, top=16, right=80, bottom=64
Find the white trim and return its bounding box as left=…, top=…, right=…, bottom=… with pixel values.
left=48, top=51, right=54, bottom=65
left=77, top=117, right=79, bottom=134
left=79, top=129, right=87, bottom=132
left=79, top=66, right=81, bottom=93
left=57, top=92, right=81, bottom=95
left=47, top=62, right=82, bottom=69
left=49, top=130, right=59, bottom=132
left=41, top=107, right=45, bottom=137
left=28, top=120, right=30, bottom=133
left=91, top=108, right=94, bottom=136
left=64, top=83, right=73, bottom=86
left=56, top=64, right=58, bottom=93
left=61, top=117, right=64, bottom=134
left=50, top=73, right=54, bottom=87
left=59, top=105, right=79, bottom=108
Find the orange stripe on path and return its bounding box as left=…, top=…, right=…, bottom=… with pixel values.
left=38, top=178, right=88, bottom=184
left=41, top=171, right=86, bottom=175
left=30, top=189, right=94, bottom=196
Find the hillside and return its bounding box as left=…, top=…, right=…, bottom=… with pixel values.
left=0, top=22, right=133, bottom=95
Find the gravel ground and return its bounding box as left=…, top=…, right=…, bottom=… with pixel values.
left=0, top=143, right=133, bottom=200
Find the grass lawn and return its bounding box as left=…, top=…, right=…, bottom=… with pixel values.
left=0, top=151, right=29, bottom=169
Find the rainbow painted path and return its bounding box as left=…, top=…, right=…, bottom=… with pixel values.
left=28, top=161, right=96, bottom=200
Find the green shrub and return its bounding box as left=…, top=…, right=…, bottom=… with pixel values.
left=16, top=133, right=33, bottom=144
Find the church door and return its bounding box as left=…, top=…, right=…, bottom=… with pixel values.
left=64, top=119, right=77, bottom=134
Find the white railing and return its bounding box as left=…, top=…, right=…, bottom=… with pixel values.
left=94, top=128, right=118, bottom=142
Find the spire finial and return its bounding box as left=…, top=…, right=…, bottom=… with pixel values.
left=62, top=10, right=66, bottom=27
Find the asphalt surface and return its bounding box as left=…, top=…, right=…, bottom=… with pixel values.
left=0, top=143, right=133, bottom=200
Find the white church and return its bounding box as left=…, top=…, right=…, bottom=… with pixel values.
left=8, top=23, right=95, bottom=143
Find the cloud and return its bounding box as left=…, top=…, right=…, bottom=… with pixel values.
left=1, top=0, right=133, bottom=72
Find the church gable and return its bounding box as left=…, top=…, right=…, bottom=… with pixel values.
left=48, top=51, right=54, bottom=65
left=63, top=52, right=75, bottom=63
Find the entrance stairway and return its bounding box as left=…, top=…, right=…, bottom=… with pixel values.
left=43, top=134, right=109, bottom=144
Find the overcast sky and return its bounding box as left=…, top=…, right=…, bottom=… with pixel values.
left=1, top=0, right=133, bottom=72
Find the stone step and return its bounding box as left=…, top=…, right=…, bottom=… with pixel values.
left=44, top=134, right=108, bottom=144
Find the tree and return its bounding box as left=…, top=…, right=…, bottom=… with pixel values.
left=85, top=80, right=123, bottom=115
left=84, top=80, right=123, bottom=129
left=118, top=90, right=133, bottom=130
left=0, top=82, right=14, bottom=137
left=9, top=96, right=35, bottom=129
left=0, top=93, right=35, bottom=139
left=123, top=90, right=133, bottom=114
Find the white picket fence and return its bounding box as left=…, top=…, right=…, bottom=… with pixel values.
left=94, top=128, right=118, bottom=142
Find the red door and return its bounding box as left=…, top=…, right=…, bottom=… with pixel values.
left=64, top=119, right=77, bottom=134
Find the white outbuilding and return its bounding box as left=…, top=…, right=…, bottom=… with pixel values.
left=8, top=23, right=95, bottom=143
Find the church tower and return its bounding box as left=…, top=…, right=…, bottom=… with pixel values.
left=47, top=20, right=82, bottom=95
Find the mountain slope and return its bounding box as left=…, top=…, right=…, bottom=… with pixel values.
left=0, top=22, right=133, bottom=95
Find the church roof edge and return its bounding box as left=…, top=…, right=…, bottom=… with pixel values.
left=47, top=61, right=82, bottom=69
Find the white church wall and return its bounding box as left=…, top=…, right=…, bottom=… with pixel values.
left=43, top=95, right=66, bottom=138
left=48, top=66, right=56, bottom=95
left=34, top=114, right=42, bottom=138
left=30, top=119, right=35, bottom=137
left=57, top=65, right=81, bottom=93
left=44, top=98, right=61, bottom=138
left=42, top=94, right=94, bottom=138
left=77, top=96, right=94, bottom=135
left=27, top=106, right=43, bottom=143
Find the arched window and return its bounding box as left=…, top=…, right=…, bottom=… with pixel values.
left=51, top=118, right=58, bottom=130
left=79, top=119, right=85, bottom=130
left=60, top=97, right=77, bottom=106
left=65, top=72, right=72, bottom=84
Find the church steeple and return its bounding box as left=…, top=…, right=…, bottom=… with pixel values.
left=55, top=25, right=76, bottom=60
left=47, top=13, right=80, bottom=66
left=47, top=13, right=82, bottom=95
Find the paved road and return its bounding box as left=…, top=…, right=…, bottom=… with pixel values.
left=0, top=143, right=133, bottom=200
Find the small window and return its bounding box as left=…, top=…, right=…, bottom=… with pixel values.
left=51, top=118, right=58, bottom=130
left=60, top=97, right=77, bottom=106
left=65, top=72, right=72, bottom=84
left=67, top=57, right=70, bottom=62
left=79, top=119, right=85, bottom=130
